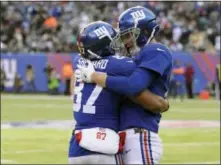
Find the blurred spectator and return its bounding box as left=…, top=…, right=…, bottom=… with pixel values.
left=184, top=63, right=195, bottom=99
left=43, top=63, right=54, bottom=91
left=168, top=72, right=176, bottom=98
left=1, top=68, right=6, bottom=92
left=43, top=63, right=53, bottom=77
left=187, top=30, right=216, bottom=53
left=14, top=28, right=24, bottom=51
left=215, top=64, right=221, bottom=100
left=172, top=60, right=186, bottom=101
left=48, top=70, right=60, bottom=95
left=25, top=64, right=36, bottom=92
left=0, top=1, right=219, bottom=54
left=215, top=36, right=220, bottom=54
left=1, top=41, right=8, bottom=53
left=14, top=73, right=23, bottom=93
left=44, top=16, right=58, bottom=29
left=169, top=41, right=183, bottom=51
left=62, top=61, right=73, bottom=95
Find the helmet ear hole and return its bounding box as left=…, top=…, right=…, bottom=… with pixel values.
left=143, top=29, right=150, bottom=37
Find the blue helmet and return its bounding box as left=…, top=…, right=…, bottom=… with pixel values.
left=118, top=6, right=159, bottom=55
left=77, top=21, right=119, bottom=60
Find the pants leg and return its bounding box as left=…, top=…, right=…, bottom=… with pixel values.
left=65, top=79, right=71, bottom=95
left=30, top=80, right=36, bottom=92
left=122, top=129, right=163, bottom=164
left=69, top=154, right=122, bottom=164
left=68, top=133, right=123, bottom=164
left=189, top=82, right=193, bottom=98
left=186, top=82, right=194, bottom=99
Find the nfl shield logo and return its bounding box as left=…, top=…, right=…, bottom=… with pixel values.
left=99, top=128, right=106, bottom=132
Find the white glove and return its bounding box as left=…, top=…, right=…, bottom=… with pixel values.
left=77, top=60, right=95, bottom=83
left=75, top=69, right=84, bottom=83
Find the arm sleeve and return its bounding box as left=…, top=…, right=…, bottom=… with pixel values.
left=106, top=49, right=171, bottom=96
left=106, top=68, right=157, bottom=96
left=139, top=50, right=170, bottom=76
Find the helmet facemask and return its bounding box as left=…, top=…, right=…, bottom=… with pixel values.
left=109, top=32, right=129, bottom=56
left=109, top=33, right=122, bottom=51
left=118, top=27, right=141, bottom=57
left=118, top=14, right=159, bottom=57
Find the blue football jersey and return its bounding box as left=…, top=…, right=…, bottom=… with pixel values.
left=120, top=43, right=173, bottom=133
left=73, top=55, right=136, bottom=132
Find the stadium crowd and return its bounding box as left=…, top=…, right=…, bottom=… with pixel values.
left=0, top=1, right=220, bottom=54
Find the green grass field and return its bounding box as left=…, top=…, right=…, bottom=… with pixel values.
left=1, top=94, right=220, bottom=164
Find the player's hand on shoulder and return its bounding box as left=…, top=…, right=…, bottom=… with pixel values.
left=77, top=60, right=95, bottom=83
left=75, top=69, right=84, bottom=83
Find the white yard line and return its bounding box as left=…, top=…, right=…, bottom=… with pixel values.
left=3, top=103, right=220, bottom=112
left=168, top=99, right=220, bottom=104
left=1, top=95, right=70, bottom=100
left=4, top=103, right=71, bottom=108
left=171, top=108, right=219, bottom=112
left=2, top=94, right=219, bottom=104
left=161, top=120, right=220, bottom=128
left=1, top=120, right=220, bottom=129
left=1, top=159, right=17, bottom=163
left=2, top=149, right=67, bottom=154
left=184, top=161, right=220, bottom=164
left=164, top=142, right=220, bottom=146
left=4, top=142, right=219, bottom=154
left=164, top=161, right=220, bottom=164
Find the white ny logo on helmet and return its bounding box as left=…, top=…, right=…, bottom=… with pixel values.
left=130, top=10, right=145, bottom=21
left=93, top=26, right=112, bottom=41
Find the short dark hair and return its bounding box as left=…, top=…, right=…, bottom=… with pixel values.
left=27, top=64, right=32, bottom=69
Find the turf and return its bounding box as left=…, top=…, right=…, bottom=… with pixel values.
left=1, top=128, right=220, bottom=164
left=1, top=94, right=220, bottom=122
left=1, top=94, right=220, bottom=164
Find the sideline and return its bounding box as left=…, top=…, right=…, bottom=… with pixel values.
left=1, top=120, right=220, bottom=129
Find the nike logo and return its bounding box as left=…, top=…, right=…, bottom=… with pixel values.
left=125, top=149, right=131, bottom=154
left=127, top=61, right=134, bottom=63
left=157, top=48, right=165, bottom=52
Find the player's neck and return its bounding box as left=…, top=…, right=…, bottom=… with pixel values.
left=141, top=39, right=156, bottom=48
left=150, top=39, right=156, bottom=44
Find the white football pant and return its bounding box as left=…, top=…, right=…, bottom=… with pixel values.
left=69, top=154, right=123, bottom=164
left=121, top=128, right=163, bottom=164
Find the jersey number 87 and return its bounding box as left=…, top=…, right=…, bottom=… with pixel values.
left=74, top=70, right=103, bottom=114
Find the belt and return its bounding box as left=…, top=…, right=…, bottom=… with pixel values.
left=133, top=128, right=147, bottom=134
left=72, top=129, right=80, bottom=135
left=72, top=129, right=76, bottom=135
left=119, top=128, right=147, bottom=134
left=73, top=128, right=146, bottom=135
left=133, top=128, right=146, bottom=134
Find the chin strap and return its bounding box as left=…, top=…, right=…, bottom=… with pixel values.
left=87, top=49, right=101, bottom=60
left=146, top=25, right=158, bottom=46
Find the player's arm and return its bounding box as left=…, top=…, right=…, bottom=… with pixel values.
left=91, top=68, right=156, bottom=96
left=129, top=90, right=169, bottom=113
left=91, top=50, right=170, bottom=96
left=90, top=71, right=169, bottom=113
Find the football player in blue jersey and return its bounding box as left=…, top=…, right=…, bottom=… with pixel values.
left=69, top=21, right=169, bottom=164
left=76, top=6, right=173, bottom=164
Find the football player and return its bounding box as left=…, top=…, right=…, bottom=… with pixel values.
left=76, top=6, right=173, bottom=164
left=69, top=21, right=169, bottom=164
